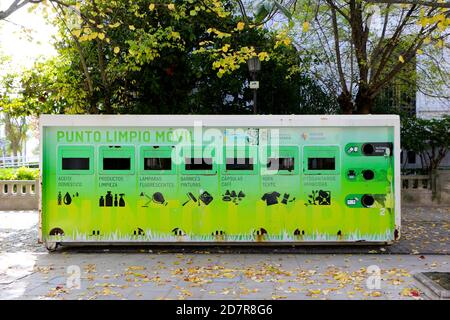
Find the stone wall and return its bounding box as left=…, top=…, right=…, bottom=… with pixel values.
left=0, top=180, right=39, bottom=210
left=402, top=170, right=450, bottom=206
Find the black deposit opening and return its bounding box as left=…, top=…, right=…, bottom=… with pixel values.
left=62, top=157, right=90, bottom=170
left=308, top=158, right=335, bottom=170
left=362, top=144, right=375, bottom=155
left=267, top=158, right=295, bottom=171
left=226, top=158, right=254, bottom=171
left=185, top=158, right=213, bottom=170
left=361, top=195, right=375, bottom=207
left=363, top=170, right=375, bottom=180
left=103, top=158, right=131, bottom=170
left=144, top=158, right=172, bottom=171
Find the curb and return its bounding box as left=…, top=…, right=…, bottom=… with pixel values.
left=413, top=272, right=450, bottom=300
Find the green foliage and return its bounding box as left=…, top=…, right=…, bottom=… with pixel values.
left=0, top=167, right=39, bottom=180
left=401, top=114, right=428, bottom=154
left=0, top=168, right=15, bottom=180
left=3, top=0, right=336, bottom=116
left=401, top=114, right=450, bottom=171
left=270, top=0, right=450, bottom=114
left=15, top=167, right=39, bottom=180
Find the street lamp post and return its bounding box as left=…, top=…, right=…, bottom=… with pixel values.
left=247, top=56, right=261, bottom=115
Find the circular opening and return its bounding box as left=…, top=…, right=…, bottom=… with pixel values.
left=363, top=170, right=375, bottom=180
left=361, top=195, right=375, bottom=207
left=49, top=228, right=64, bottom=236
left=362, top=144, right=375, bottom=155
left=254, top=228, right=268, bottom=236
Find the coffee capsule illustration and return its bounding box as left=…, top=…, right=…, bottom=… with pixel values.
left=222, top=190, right=232, bottom=202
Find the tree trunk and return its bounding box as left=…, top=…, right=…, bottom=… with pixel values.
left=11, top=145, right=19, bottom=166
left=337, top=92, right=354, bottom=114
left=89, top=96, right=99, bottom=114
left=355, top=88, right=373, bottom=114
left=430, top=168, right=441, bottom=203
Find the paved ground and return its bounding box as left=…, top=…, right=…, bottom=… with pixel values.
left=0, top=252, right=448, bottom=300
left=0, top=207, right=448, bottom=300
left=1, top=207, right=448, bottom=255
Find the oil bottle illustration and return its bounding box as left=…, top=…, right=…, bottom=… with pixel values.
left=58, top=191, right=78, bottom=206
left=119, top=194, right=125, bottom=207
left=63, top=192, right=72, bottom=205
left=105, top=191, right=113, bottom=207
left=99, top=191, right=125, bottom=207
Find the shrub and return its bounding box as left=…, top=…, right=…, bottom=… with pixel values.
left=0, top=167, right=39, bottom=180
left=0, top=168, right=15, bottom=180
left=15, top=167, right=39, bottom=180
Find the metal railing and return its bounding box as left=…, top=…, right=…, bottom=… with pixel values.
left=0, top=155, right=39, bottom=168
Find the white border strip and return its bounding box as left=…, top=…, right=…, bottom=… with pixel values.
left=40, top=114, right=400, bottom=128
left=39, top=114, right=401, bottom=242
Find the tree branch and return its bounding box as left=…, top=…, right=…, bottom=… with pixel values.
left=331, top=6, right=349, bottom=94
left=365, top=0, right=450, bottom=9
left=0, top=0, right=31, bottom=20
left=370, top=4, right=418, bottom=84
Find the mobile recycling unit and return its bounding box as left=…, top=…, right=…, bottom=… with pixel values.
left=39, top=115, right=401, bottom=250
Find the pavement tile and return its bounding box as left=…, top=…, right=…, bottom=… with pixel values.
left=0, top=208, right=449, bottom=299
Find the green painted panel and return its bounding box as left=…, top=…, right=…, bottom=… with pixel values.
left=57, top=146, right=94, bottom=175
left=42, top=126, right=397, bottom=244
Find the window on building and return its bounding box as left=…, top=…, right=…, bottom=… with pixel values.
left=373, top=40, right=417, bottom=115
left=407, top=151, right=416, bottom=164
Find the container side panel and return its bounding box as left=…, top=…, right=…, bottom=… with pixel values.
left=42, top=125, right=397, bottom=243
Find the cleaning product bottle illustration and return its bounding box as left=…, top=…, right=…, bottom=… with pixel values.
left=99, top=196, right=105, bottom=207
left=57, top=192, right=62, bottom=205
left=119, top=194, right=125, bottom=207
left=105, top=191, right=113, bottom=207
left=114, top=194, right=118, bottom=207
left=63, top=192, right=72, bottom=205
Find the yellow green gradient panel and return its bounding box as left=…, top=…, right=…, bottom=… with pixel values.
left=42, top=126, right=396, bottom=243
